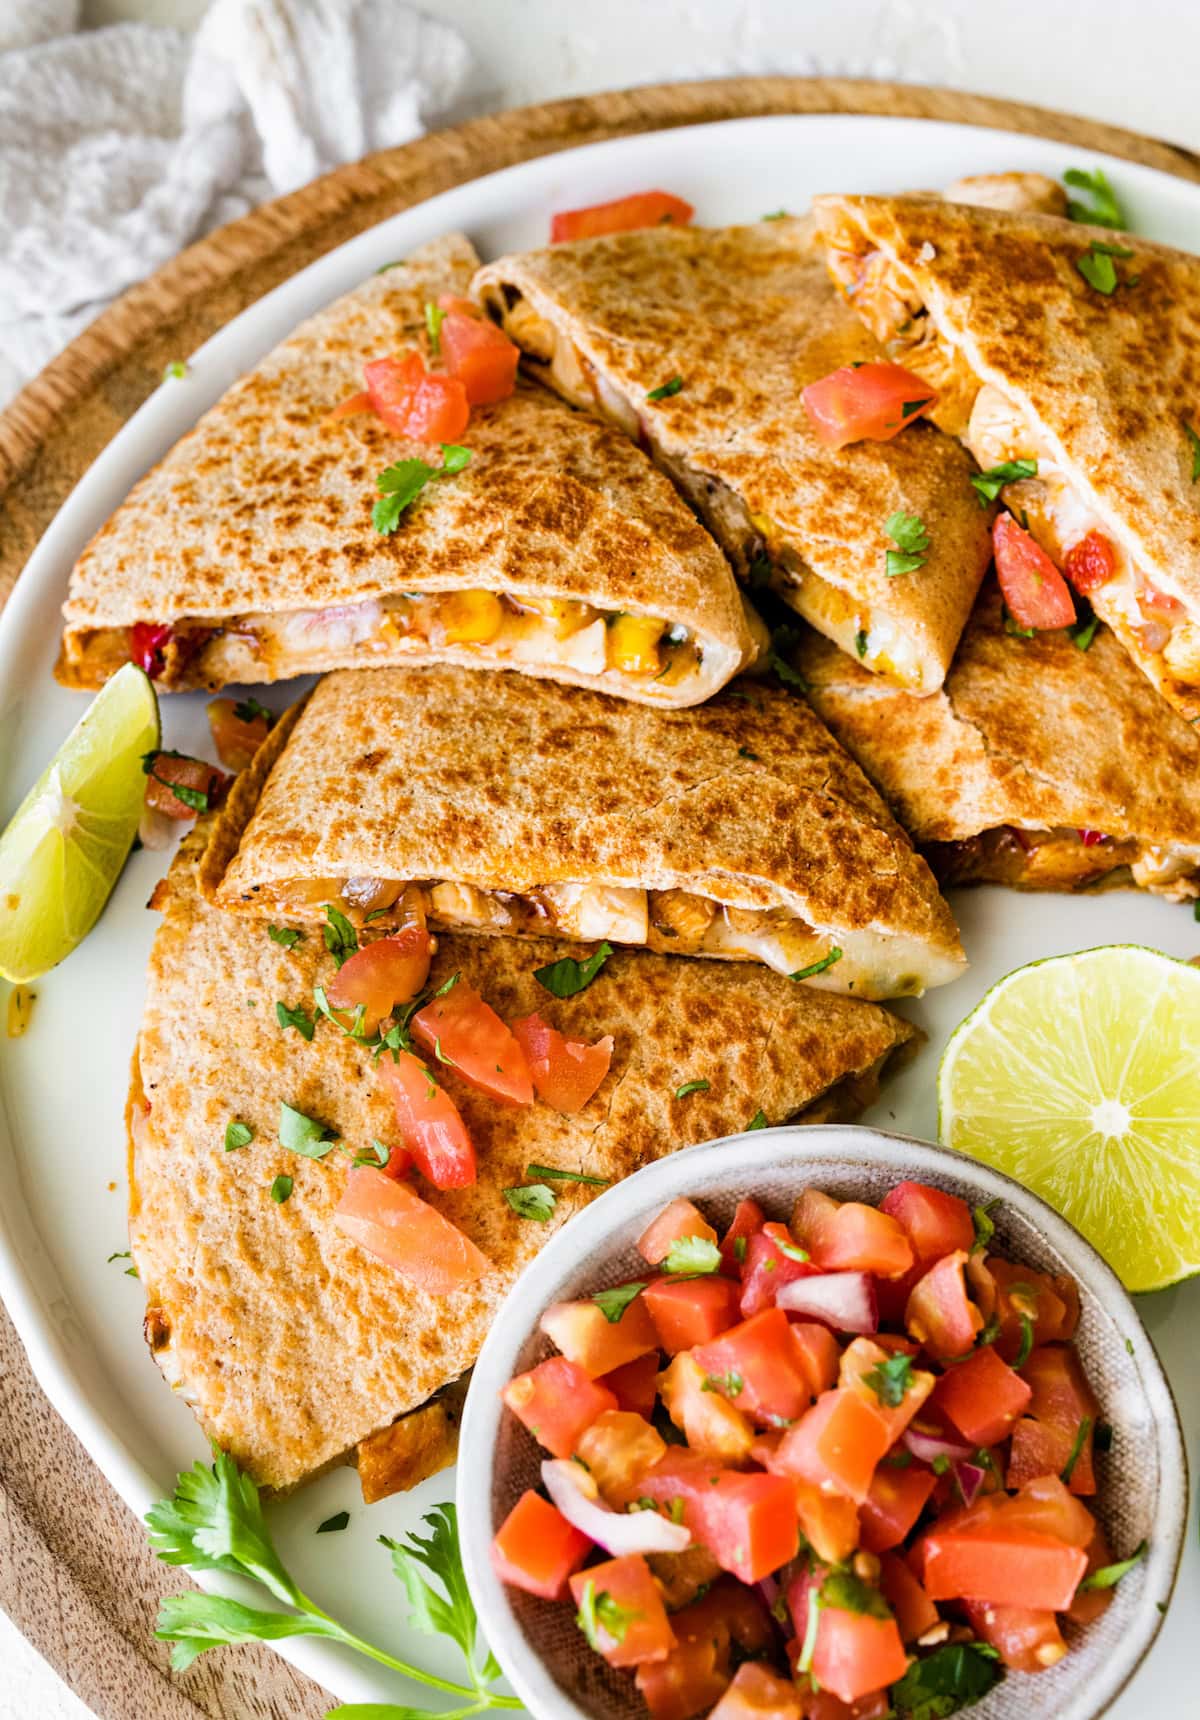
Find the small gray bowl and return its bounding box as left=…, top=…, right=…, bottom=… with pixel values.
left=459, top=1124, right=1187, bottom=1720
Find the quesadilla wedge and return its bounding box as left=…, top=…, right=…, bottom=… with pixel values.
left=201, top=664, right=966, bottom=999
left=799, top=582, right=1200, bottom=899
left=473, top=219, right=994, bottom=694
left=130, top=825, right=918, bottom=1491
left=813, top=192, right=1200, bottom=720
left=57, top=233, right=757, bottom=707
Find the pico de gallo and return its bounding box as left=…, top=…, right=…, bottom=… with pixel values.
left=492, top=1181, right=1144, bottom=1718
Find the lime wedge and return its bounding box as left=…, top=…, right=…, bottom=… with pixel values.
left=0, top=664, right=160, bottom=983
left=938, top=946, right=1200, bottom=1293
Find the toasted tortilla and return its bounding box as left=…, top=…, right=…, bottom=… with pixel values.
left=200, top=665, right=965, bottom=999
left=129, top=826, right=918, bottom=1491
left=799, top=582, right=1200, bottom=898
left=58, top=234, right=755, bottom=707
left=473, top=218, right=993, bottom=694
left=812, top=192, right=1200, bottom=720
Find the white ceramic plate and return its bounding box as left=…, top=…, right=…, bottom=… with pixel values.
left=0, top=112, right=1197, bottom=1714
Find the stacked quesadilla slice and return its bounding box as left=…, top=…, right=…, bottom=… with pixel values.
left=58, top=234, right=758, bottom=708
left=201, top=664, right=966, bottom=999
left=813, top=192, right=1200, bottom=720
left=474, top=218, right=994, bottom=693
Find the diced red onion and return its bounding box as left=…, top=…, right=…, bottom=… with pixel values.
left=1077, top=830, right=1107, bottom=848
left=902, top=1426, right=974, bottom=1466
left=953, top=1461, right=987, bottom=1508
left=541, top=1460, right=691, bottom=1556
left=776, top=1271, right=878, bottom=1334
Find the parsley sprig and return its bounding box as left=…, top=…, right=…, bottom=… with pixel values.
left=146, top=1454, right=519, bottom=1712
left=970, top=459, right=1037, bottom=507
left=373, top=445, right=472, bottom=535
left=884, top=511, right=931, bottom=577
left=891, top=1639, right=1001, bottom=1716
left=534, top=942, right=613, bottom=998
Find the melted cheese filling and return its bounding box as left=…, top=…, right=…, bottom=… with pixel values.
left=247, top=876, right=943, bottom=999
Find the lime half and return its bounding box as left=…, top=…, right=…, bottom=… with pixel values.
left=939, top=946, right=1200, bottom=1293
left=0, top=664, right=159, bottom=983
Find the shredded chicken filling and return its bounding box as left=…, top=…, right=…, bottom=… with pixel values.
left=928, top=826, right=1200, bottom=901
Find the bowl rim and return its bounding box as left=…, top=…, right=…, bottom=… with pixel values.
left=458, top=1122, right=1189, bottom=1720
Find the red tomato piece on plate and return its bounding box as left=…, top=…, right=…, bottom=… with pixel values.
left=539, top=1293, right=659, bottom=1377
left=643, top=1275, right=740, bottom=1354
left=375, top=1048, right=476, bottom=1188
left=551, top=190, right=694, bottom=242
left=363, top=352, right=471, bottom=442
left=659, top=1354, right=755, bottom=1463
left=811, top=1604, right=910, bottom=1707
left=143, top=750, right=226, bottom=820
left=491, top=1490, right=592, bottom=1600
left=568, top=1554, right=677, bottom=1668
left=509, top=1012, right=612, bottom=1113
left=333, top=1167, right=488, bottom=1293
left=930, top=1345, right=1032, bottom=1447
left=1063, top=529, right=1117, bottom=595
left=440, top=311, right=520, bottom=405
left=1018, top=1343, right=1098, bottom=1493
left=412, top=980, right=533, bottom=1104
left=801, top=361, right=938, bottom=449
left=502, top=1355, right=617, bottom=1457
left=692, top=1307, right=819, bottom=1427
left=993, top=514, right=1076, bottom=629
left=905, top=1249, right=983, bottom=1360
left=636, top=1636, right=729, bottom=1720
left=637, top=1197, right=718, bottom=1265
left=790, top=1321, right=841, bottom=1400
left=327, top=925, right=434, bottom=1033
left=793, top=1188, right=914, bottom=1279
left=575, top=1410, right=666, bottom=1504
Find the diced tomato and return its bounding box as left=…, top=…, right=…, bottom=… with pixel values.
left=576, top=1410, right=666, bottom=1503
left=962, top=1599, right=1067, bottom=1673
left=1019, top=1344, right=1099, bottom=1493
left=327, top=925, right=434, bottom=1034
left=143, top=750, right=226, bottom=820
left=550, top=190, right=694, bottom=243
left=967, top=1256, right=1076, bottom=1361
left=599, top=1350, right=660, bottom=1418
left=658, top=1353, right=755, bottom=1463
left=774, top=1388, right=891, bottom=1504
left=568, top=1554, right=677, bottom=1668
left=440, top=312, right=519, bottom=406
left=638, top=1198, right=718, bottom=1265
left=677, top=1576, right=775, bottom=1658
left=490, top=1489, right=592, bottom=1600
left=436, top=292, right=481, bottom=319
left=375, top=1049, right=477, bottom=1188
left=922, top=1522, right=1088, bottom=1610
left=791, top=1479, right=861, bottom=1565
left=790, top=1321, right=842, bottom=1400
left=838, top=1336, right=934, bottom=1444
left=1063, top=529, right=1117, bottom=595
left=206, top=696, right=271, bottom=772
left=1006, top=1418, right=1081, bottom=1493
left=930, top=1346, right=1032, bottom=1447
left=412, top=980, right=533, bottom=1104
left=638, top=1453, right=799, bottom=1584
left=793, top=1189, right=913, bottom=1279
left=502, top=1355, right=617, bottom=1457
left=709, top=1662, right=804, bottom=1719
left=740, top=1224, right=816, bottom=1317
left=643, top=1275, right=740, bottom=1354
left=362, top=352, right=470, bottom=442
left=509, top=1012, right=612, bottom=1113
left=810, top=1604, right=909, bottom=1706
left=905, top=1250, right=983, bottom=1361
left=975, top=1474, right=1097, bottom=1547
left=328, top=387, right=372, bottom=420
left=859, top=1462, right=937, bottom=1553
left=801, top=361, right=938, bottom=450
left=131, top=621, right=172, bottom=678
left=878, top=1551, right=939, bottom=1643
left=636, top=1635, right=729, bottom=1720
left=993, top=514, right=1076, bottom=630
left=693, top=1308, right=821, bottom=1427
left=879, top=1182, right=974, bottom=1267
left=720, top=1198, right=764, bottom=1275
left=333, top=1166, right=488, bottom=1293
left=539, top=1292, right=659, bottom=1377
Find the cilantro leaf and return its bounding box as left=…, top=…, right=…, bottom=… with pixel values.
left=971, top=1199, right=998, bottom=1254
left=224, top=1120, right=253, bottom=1152
left=317, top=1511, right=350, bottom=1534
left=1069, top=599, right=1100, bottom=651
left=278, top=1101, right=336, bottom=1159
left=162, top=360, right=188, bottom=381
left=970, top=459, right=1037, bottom=507
left=1077, top=239, right=1135, bottom=296
left=322, top=903, right=359, bottom=968
left=664, top=1236, right=721, bottom=1276
left=155, top=1592, right=334, bottom=1673
left=646, top=375, right=683, bottom=401
left=1080, top=1539, right=1147, bottom=1590
left=233, top=696, right=272, bottom=724
left=891, top=1640, right=1001, bottom=1717
left=268, top=924, right=302, bottom=949
left=275, top=1000, right=315, bottom=1041
left=1061, top=1415, right=1093, bottom=1484
left=885, top=510, right=931, bottom=577
left=702, top=1369, right=744, bottom=1398
left=592, top=1281, right=648, bottom=1323
left=372, top=445, right=472, bottom=534
left=819, top=1570, right=892, bottom=1618
left=424, top=300, right=446, bottom=354
left=675, top=1079, right=710, bottom=1100
left=1014, top=1311, right=1036, bottom=1369
left=1186, top=422, right=1200, bottom=483
left=270, top=1175, right=293, bottom=1203
left=855, top=629, right=869, bottom=658
left=576, top=1580, right=641, bottom=1650
left=526, top=1163, right=611, bottom=1187
left=503, top=1184, right=557, bottom=1222
left=1003, top=606, right=1036, bottom=639
left=863, top=1352, right=914, bottom=1408
left=440, top=444, right=472, bottom=474
left=790, top=947, right=842, bottom=982
left=1064, top=167, right=1127, bottom=229
left=746, top=1110, right=768, bottom=1131
left=768, top=622, right=808, bottom=689
left=534, top=941, right=613, bottom=998
left=145, top=1447, right=301, bottom=1605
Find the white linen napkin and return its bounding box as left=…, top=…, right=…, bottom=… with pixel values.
left=0, top=0, right=471, bottom=406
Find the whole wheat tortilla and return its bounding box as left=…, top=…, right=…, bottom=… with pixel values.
left=474, top=219, right=993, bottom=694
left=129, top=827, right=917, bottom=1491
left=58, top=234, right=754, bottom=707
left=199, top=664, right=965, bottom=996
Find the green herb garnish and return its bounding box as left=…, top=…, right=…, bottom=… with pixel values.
left=970, top=459, right=1038, bottom=506
left=503, top=1184, right=557, bottom=1223
left=664, top=1236, right=722, bottom=1276
left=275, top=1000, right=315, bottom=1042
left=425, top=300, right=446, bottom=354
left=646, top=375, right=683, bottom=401
left=321, top=903, right=358, bottom=969
left=278, top=1102, right=336, bottom=1159
left=1003, top=606, right=1036, bottom=639
left=534, top=941, right=613, bottom=998
left=576, top=1580, right=640, bottom=1651
left=790, top=948, right=842, bottom=982
left=1061, top=1415, right=1093, bottom=1484
left=863, top=1352, right=914, bottom=1408
left=674, top=1079, right=710, bottom=1100
left=141, top=750, right=211, bottom=813
left=526, top=1163, right=611, bottom=1187
left=224, top=1120, right=253, bottom=1153
left=269, top=1175, right=293, bottom=1203
left=702, top=1370, right=744, bottom=1398
left=1064, top=167, right=1126, bottom=229
left=373, top=445, right=472, bottom=534
left=1069, top=598, right=1100, bottom=651
left=855, top=629, right=869, bottom=658
left=746, top=1110, right=768, bottom=1131
left=163, top=361, right=188, bottom=381
left=971, top=1199, right=998, bottom=1254
left=1080, top=1539, right=1147, bottom=1590
left=732, top=1235, right=749, bottom=1263
left=316, top=1510, right=350, bottom=1534
left=592, top=1281, right=648, bottom=1323
left=1186, top=422, right=1200, bottom=483
left=891, top=1639, right=1001, bottom=1717
left=767, top=622, right=808, bottom=689
left=1077, top=239, right=1135, bottom=296
left=267, top=925, right=302, bottom=949
left=885, top=510, right=931, bottom=577
left=1014, top=1311, right=1036, bottom=1369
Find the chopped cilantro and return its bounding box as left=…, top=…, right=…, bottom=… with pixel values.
left=316, top=1510, right=350, bottom=1533
left=575, top=1580, right=640, bottom=1650
left=278, top=1101, right=336, bottom=1159
left=321, top=903, right=359, bottom=969
left=790, top=948, right=842, bottom=982
left=424, top=300, right=446, bottom=354
left=732, top=1235, right=748, bottom=1263
left=526, top=1163, right=611, bottom=1187
left=746, top=1110, right=768, bottom=1131
left=233, top=696, right=272, bottom=725
left=269, top=1175, right=293, bottom=1203
left=702, top=1370, right=744, bottom=1398
left=1186, top=422, right=1200, bottom=483
left=747, top=553, right=774, bottom=588
left=1077, top=239, right=1135, bottom=296
left=268, top=924, right=302, bottom=949
left=1061, top=1415, right=1093, bottom=1484
left=503, top=1184, right=557, bottom=1222
left=819, top=1570, right=892, bottom=1618
left=224, top=1120, right=253, bottom=1153
left=1080, top=1539, right=1147, bottom=1590
left=971, top=1199, right=998, bottom=1254
left=891, top=1639, right=1001, bottom=1716
left=141, top=750, right=211, bottom=813
left=533, top=941, right=613, bottom=998
left=1014, top=1311, right=1036, bottom=1369
left=737, top=746, right=759, bottom=761
left=674, top=1079, right=710, bottom=1100
left=275, top=1000, right=315, bottom=1041
left=373, top=445, right=472, bottom=534
left=163, top=360, right=188, bottom=381
left=767, top=622, right=808, bottom=689
left=664, top=1236, right=722, bottom=1276
left=970, top=458, right=1037, bottom=507
left=1064, top=167, right=1127, bottom=229
left=592, top=1281, right=648, bottom=1323
left=773, top=1235, right=810, bottom=1263
left=761, top=209, right=790, bottom=221
left=885, top=510, right=931, bottom=577
left=106, top=1250, right=132, bottom=1264
left=646, top=375, right=683, bottom=401
left=1003, top=606, right=1036, bottom=639
left=1069, top=598, right=1099, bottom=651
left=863, top=1352, right=914, bottom=1408
left=931, top=1453, right=951, bottom=1476
left=855, top=629, right=869, bottom=658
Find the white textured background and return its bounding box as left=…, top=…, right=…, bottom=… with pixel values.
left=5, top=2, right=1200, bottom=1716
